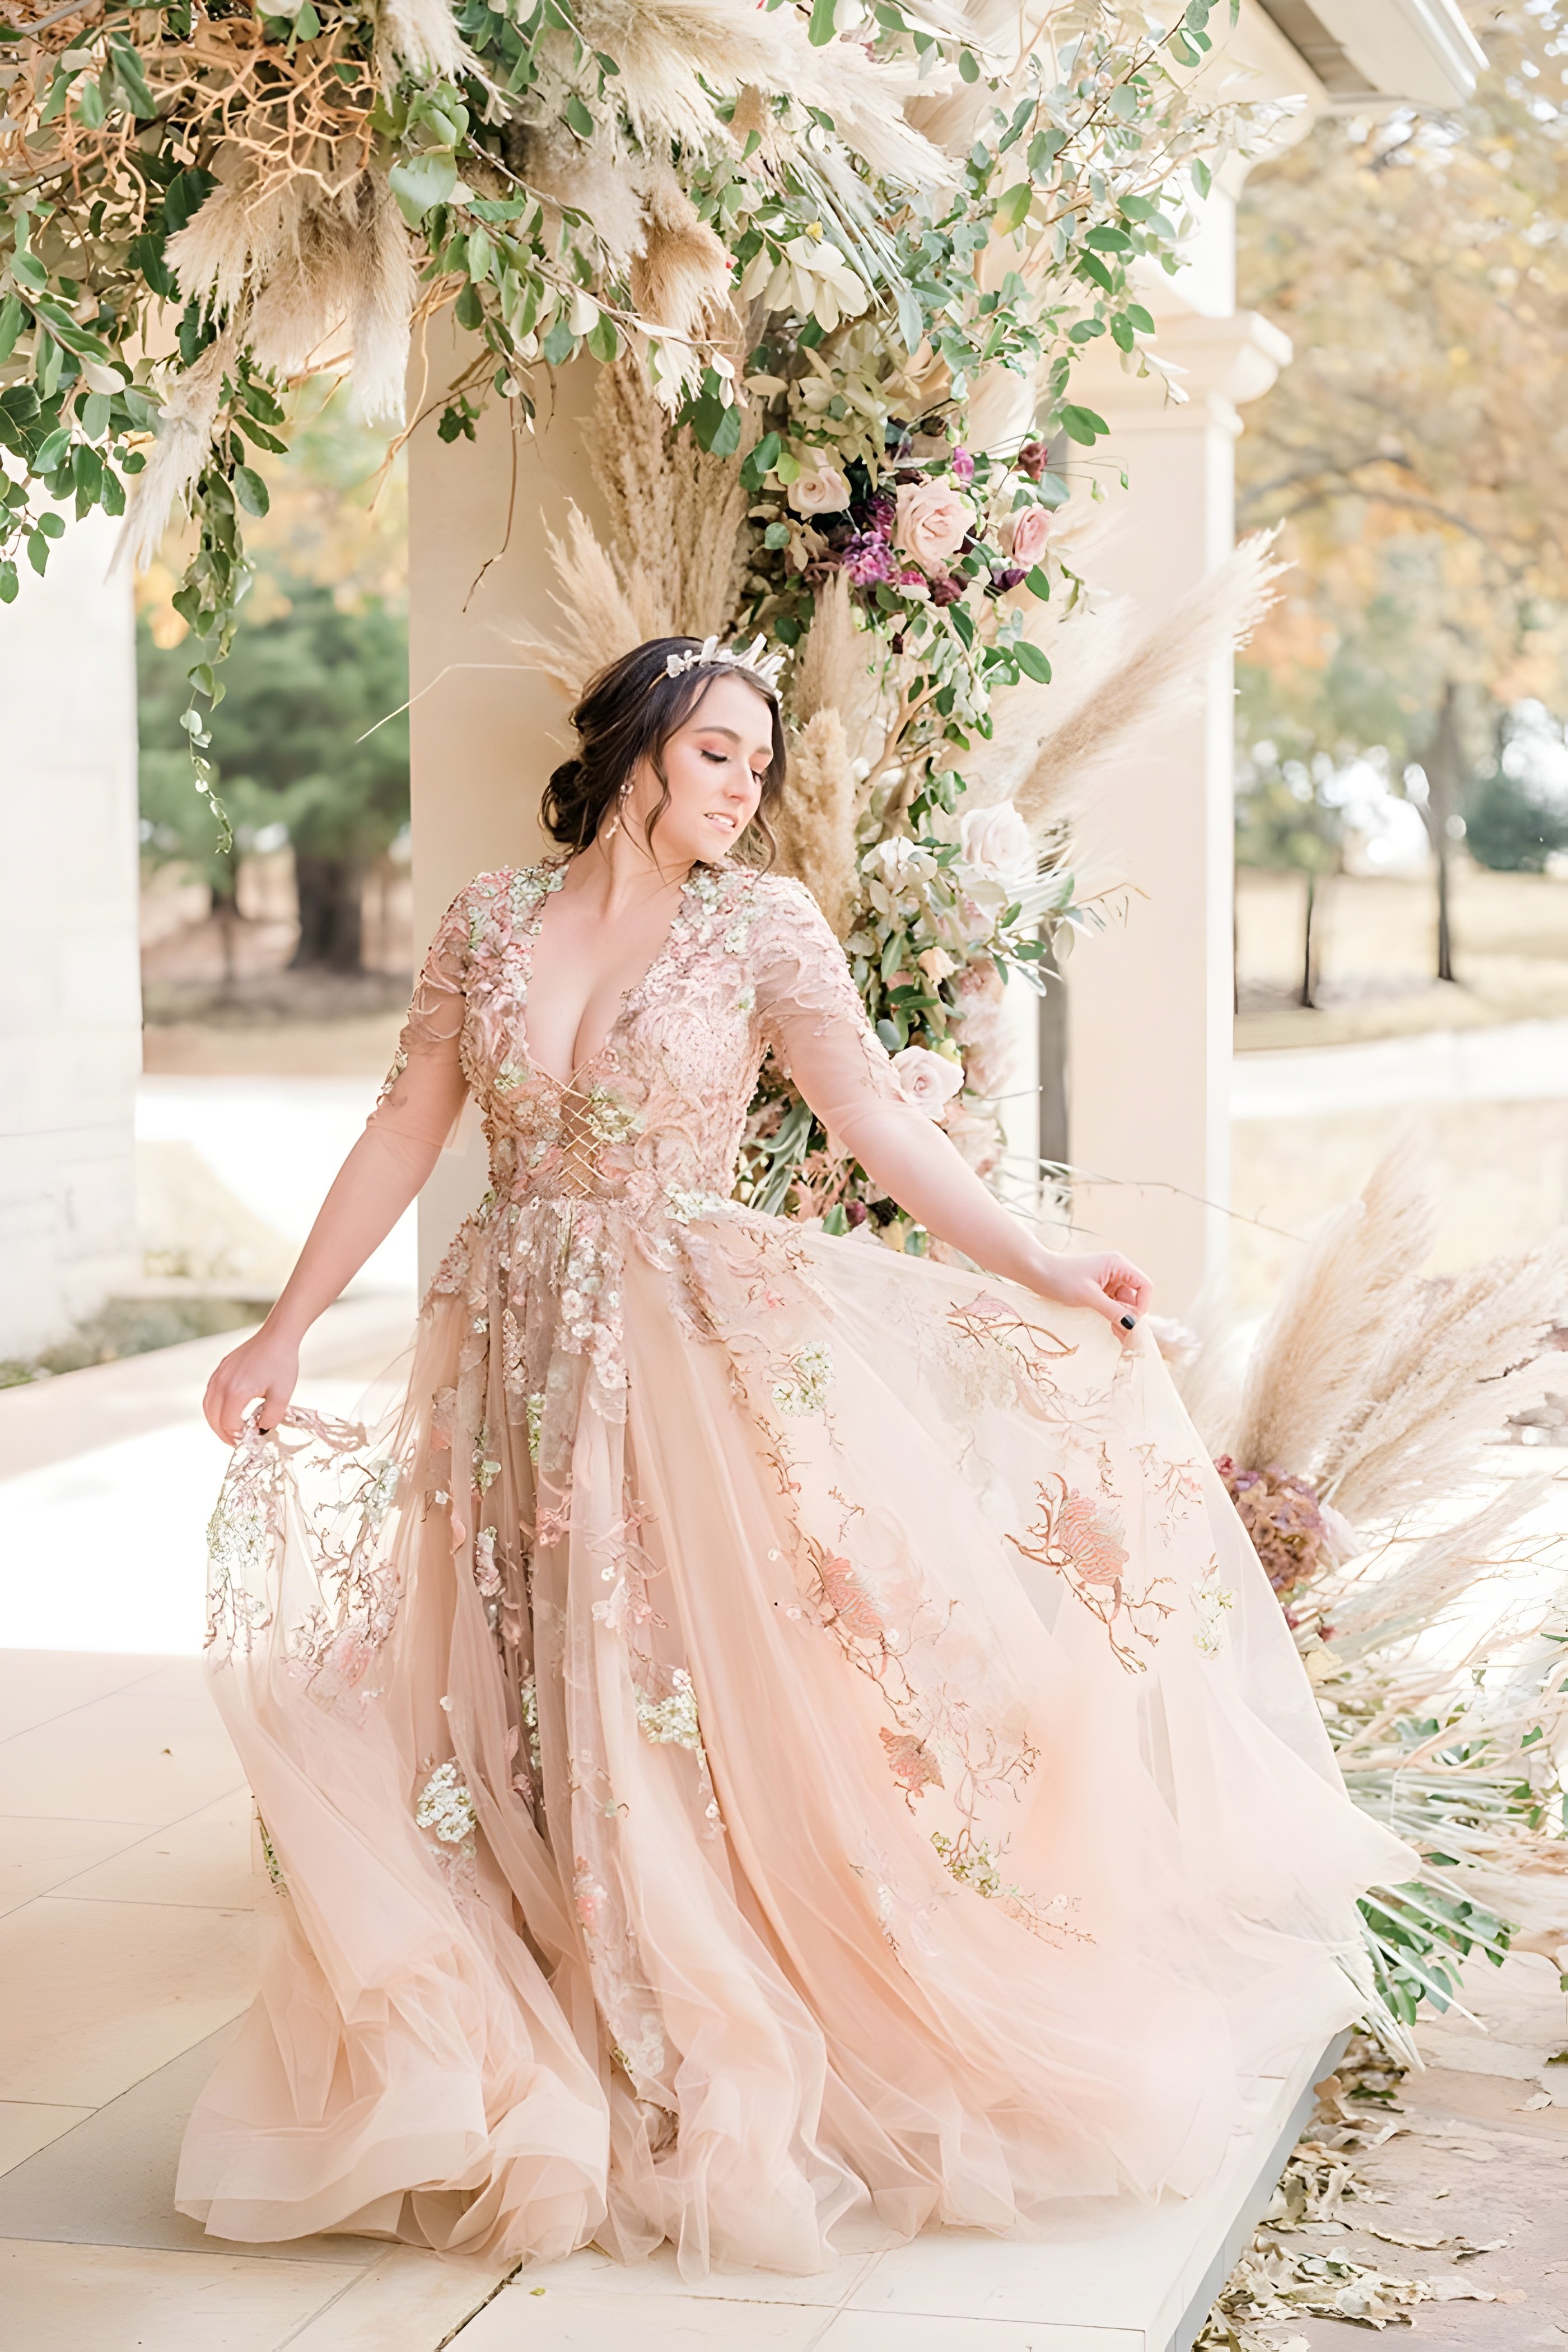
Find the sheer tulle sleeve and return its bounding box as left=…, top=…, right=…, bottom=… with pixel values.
left=370, top=886, right=473, bottom=1151
left=750, top=876, right=909, bottom=1143
left=750, top=875, right=1055, bottom=1284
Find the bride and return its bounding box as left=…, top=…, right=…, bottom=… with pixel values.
left=181, top=634, right=1413, bottom=2275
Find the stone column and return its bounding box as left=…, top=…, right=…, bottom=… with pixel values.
left=1062, top=309, right=1290, bottom=1312
left=0, top=513, right=142, bottom=1356
left=405, top=332, right=607, bottom=1275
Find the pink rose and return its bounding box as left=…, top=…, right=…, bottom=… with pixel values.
left=787, top=453, right=852, bottom=516
left=889, top=1044, right=965, bottom=1119
left=894, top=479, right=976, bottom=572
left=1002, top=503, right=1053, bottom=569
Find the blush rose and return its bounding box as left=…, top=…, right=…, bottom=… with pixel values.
left=893, top=479, right=976, bottom=572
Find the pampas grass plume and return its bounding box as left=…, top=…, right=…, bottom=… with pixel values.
left=1012, top=530, right=1287, bottom=835
left=1227, top=1144, right=1439, bottom=1474
left=776, top=709, right=858, bottom=936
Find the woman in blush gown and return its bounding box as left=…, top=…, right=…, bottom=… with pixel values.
left=180, top=635, right=1414, bottom=2276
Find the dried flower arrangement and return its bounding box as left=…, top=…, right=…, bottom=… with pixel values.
left=0, top=0, right=1264, bottom=833
left=1182, top=1147, right=1568, bottom=2050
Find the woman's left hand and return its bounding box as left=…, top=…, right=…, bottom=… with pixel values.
left=1024, top=1249, right=1152, bottom=1337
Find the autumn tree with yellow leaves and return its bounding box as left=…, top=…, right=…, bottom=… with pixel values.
left=1234, top=0, right=1568, bottom=983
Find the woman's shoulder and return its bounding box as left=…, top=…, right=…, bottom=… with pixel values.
left=446, top=859, right=563, bottom=927
left=721, top=864, right=827, bottom=928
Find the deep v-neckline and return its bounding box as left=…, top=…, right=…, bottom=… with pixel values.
left=517, top=859, right=700, bottom=1093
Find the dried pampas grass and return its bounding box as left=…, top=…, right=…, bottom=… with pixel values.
left=377, top=0, right=470, bottom=80
left=119, top=324, right=242, bottom=573
left=513, top=360, right=748, bottom=697
left=1318, top=1237, right=1568, bottom=1523
left=575, top=0, right=951, bottom=191
left=774, top=709, right=858, bottom=936
left=511, top=505, right=658, bottom=694
left=169, top=165, right=414, bottom=430
left=1011, top=530, right=1287, bottom=835
left=630, top=168, right=734, bottom=344
left=790, top=568, right=878, bottom=751
left=1226, top=1146, right=1440, bottom=1476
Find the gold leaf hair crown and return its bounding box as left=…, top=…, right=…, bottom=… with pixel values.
left=664, top=634, right=786, bottom=695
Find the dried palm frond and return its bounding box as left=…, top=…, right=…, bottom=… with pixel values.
left=1225, top=1145, right=1440, bottom=1476
left=1318, top=1238, right=1568, bottom=1523
left=1012, top=529, right=1287, bottom=834
left=776, top=708, right=859, bottom=935
left=119, top=324, right=244, bottom=573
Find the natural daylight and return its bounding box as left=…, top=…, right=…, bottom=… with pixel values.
left=1, top=4, right=1566, bottom=2350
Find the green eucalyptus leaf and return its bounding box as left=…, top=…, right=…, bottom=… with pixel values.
left=232, top=464, right=269, bottom=517
left=0, top=295, right=22, bottom=364
left=1014, top=641, right=1052, bottom=683
left=388, top=150, right=458, bottom=225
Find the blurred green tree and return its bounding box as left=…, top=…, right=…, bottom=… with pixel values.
left=137, top=381, right=408, bottom=970
left=139, top=585, right=409, bottom=968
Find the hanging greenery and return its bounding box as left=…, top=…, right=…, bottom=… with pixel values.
left=1, top=0, right=1256, bottom=832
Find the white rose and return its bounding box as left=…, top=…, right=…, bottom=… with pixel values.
left=890, top=1046, right=965, bottom=1120
left=959, top=802, right=1033, bottom=880
left=787, top=453, right=853, bottom=516
left=863, top=837, right=931, bottom=892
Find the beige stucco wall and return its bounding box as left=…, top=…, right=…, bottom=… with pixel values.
left=406, top=328, right=608, bottom=1273
left=0, top=515, right=142, bottom=1355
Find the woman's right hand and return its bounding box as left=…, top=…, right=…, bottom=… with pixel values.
left=204, top=1325, right=301, bottom=1445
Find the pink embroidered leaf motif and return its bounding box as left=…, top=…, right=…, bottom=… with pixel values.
left=946, top=1295, right=1076, bottom=1404
left=819, top=1555, right=885, bottom=1640
left=1008, top=1473, right=1175, bottom=1674
left=879, top=1726, right=944, bottom=1803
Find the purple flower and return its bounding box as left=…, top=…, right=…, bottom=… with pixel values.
left=1017, top=440, right=1047, bottom=482
left=991, top=565, right=1025, bottom=592
left=841, top=533, right=895, bottom=585
left=951, top=447, right=975, bottom=484
left=929, top=575, right=964, bottom=608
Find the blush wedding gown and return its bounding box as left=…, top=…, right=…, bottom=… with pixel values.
left=178, top=856, right=1413, bottom=2273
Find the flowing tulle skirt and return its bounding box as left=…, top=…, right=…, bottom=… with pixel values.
left=177, top=1198, right=1414, bottom=2273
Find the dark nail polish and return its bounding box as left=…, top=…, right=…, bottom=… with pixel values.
left=1120, top=1314, right=1136, bottom=1330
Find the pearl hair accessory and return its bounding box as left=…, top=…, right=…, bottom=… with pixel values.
left=664, top=634, right=786, bottom=694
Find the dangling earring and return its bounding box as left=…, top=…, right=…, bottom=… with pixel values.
left=601, top=780, right=631, bottom=845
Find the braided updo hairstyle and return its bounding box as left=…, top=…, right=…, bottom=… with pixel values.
left=541, top=637, right=788, bottom=860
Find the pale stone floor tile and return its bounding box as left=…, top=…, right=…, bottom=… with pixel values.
left=455, top=2280, right=834, bottom=2349
left=0, top=2236, right=365, bottom=2352
left=0, top=2022, right=382, bottom=2269
left=818, top=2316, right=1141, bottom=2351
left=284, top=2247, right=518, bottom=2350
left=0, top=1892, right=255, bottom=2104
left=0, top=1684, right=244, bottom=1826
left=0, top=1651, right=164, bottom=1742
left=0, top=2102, right=96, bottom=2176
left=0, top=1813, right=153, bottom=1916
left=518, top=2242, right=876, bottom=2307
left=57, top=1786, right=260, bottom=1912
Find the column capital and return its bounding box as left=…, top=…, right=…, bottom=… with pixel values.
left=1076, top=309, right=1293, bottom=433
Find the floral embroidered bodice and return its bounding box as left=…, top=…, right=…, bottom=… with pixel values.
left=384, top=856, right=905, bottom=1252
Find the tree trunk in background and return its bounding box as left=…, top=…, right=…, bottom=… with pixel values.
left=1422, top=681, right=1463, bottom=985
left=291, top=853, right=366, bottom=971
left=1298, top=870, right=1317, bottom=1009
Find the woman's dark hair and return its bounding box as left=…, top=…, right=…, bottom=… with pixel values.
left=542, top=637, right=787, bottom=861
